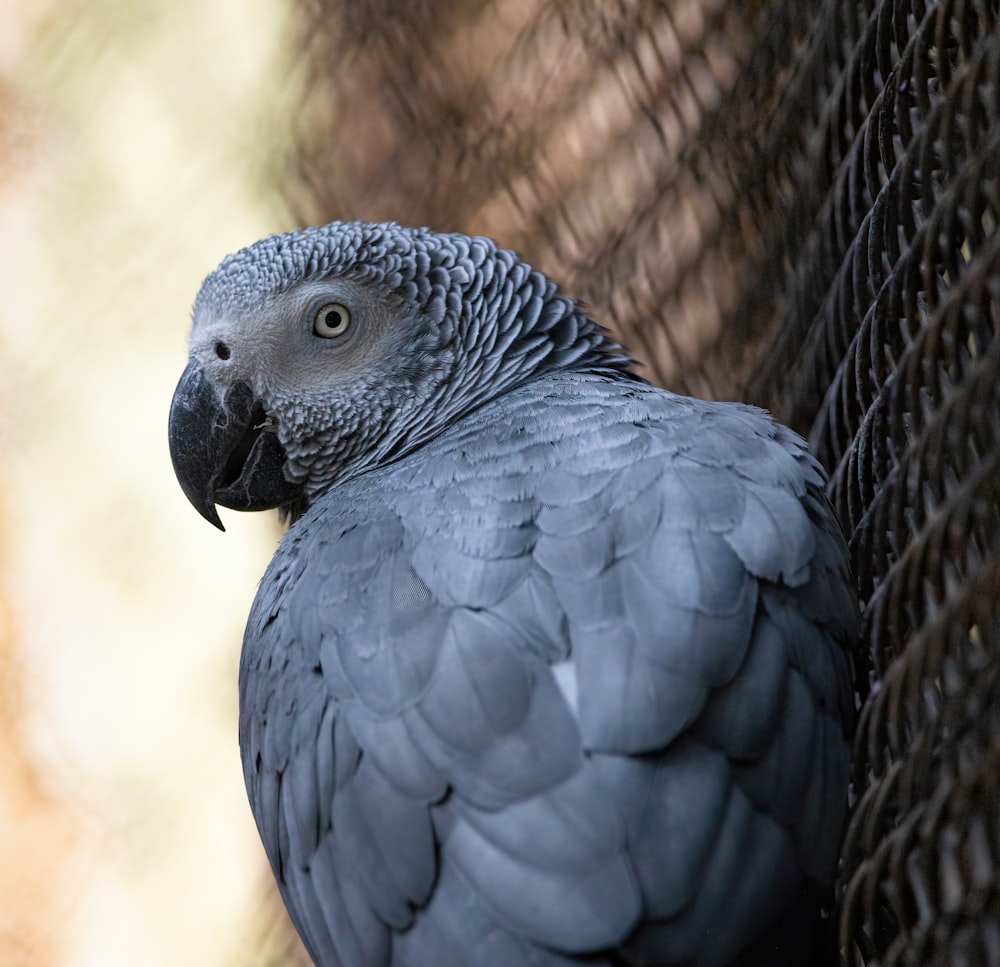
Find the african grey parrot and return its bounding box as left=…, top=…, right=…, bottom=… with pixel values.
left=168, top=221, right=857, bottom=967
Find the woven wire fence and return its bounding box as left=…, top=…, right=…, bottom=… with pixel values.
left=284, top=0, right=1000, bottom=963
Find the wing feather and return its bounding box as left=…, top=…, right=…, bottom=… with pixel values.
left=239, top=376, right=857, bottom=965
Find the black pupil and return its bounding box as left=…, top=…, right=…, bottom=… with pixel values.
left=325, top=309, right=342, bottom=329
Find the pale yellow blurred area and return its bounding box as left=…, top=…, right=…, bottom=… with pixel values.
left=0, top=0, right=309, bottom=963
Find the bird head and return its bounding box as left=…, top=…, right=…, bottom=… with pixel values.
left=168, top=221, right=633, bottom=529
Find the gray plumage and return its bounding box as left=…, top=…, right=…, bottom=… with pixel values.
left=168, top=221, right=858, bottom=966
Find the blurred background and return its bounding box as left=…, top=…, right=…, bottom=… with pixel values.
left=0, top=0, right=307, bottom=963
left=2, top=1, right=998, bottom=965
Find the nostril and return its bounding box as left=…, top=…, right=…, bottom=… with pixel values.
left=215, top=341, right=231, bottom=361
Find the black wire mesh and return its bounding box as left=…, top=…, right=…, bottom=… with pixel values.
left=284, top=0, right=1000, bottom=963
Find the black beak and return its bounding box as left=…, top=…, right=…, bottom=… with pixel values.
left=168, top=361, right=303, bottom=530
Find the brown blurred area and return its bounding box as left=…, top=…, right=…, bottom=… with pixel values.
left=0, top=523, right=76, bottom=967
left=288, top=0, right=760, bottom=398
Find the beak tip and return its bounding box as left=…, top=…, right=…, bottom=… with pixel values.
left=174, top=471, right=226, bottom=530
left=201, top=504, right=226, bottom=532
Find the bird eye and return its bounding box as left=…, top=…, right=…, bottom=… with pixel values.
left=313, top=303, right=352, bottom=338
